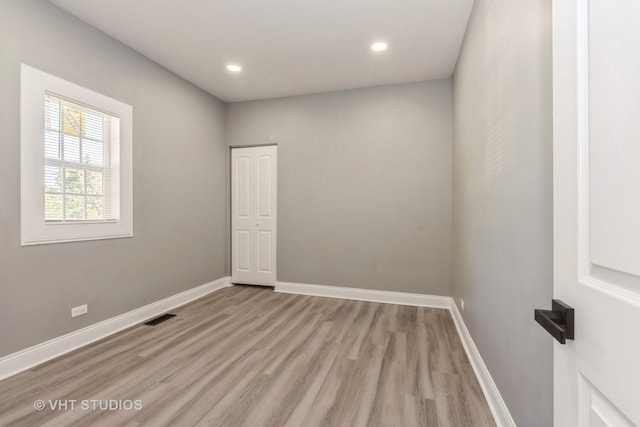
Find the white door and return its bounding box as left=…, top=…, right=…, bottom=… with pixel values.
left=553, top=0, right=640, bottom=425
left=231, top=146, right=277, bottom=286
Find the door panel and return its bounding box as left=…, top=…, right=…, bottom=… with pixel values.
left=579, top=376, right=635, bottom=427
left=258, top=231, right=273, bottom=272
left=231, top=146, right=277, bottom=286
left=553, top=0, right=640, bottom=425
left=258, top=155, right=273, bottom=217
left=236, top=230, right=251, bottom=271
left=236, top=156, right=251, bottom=217
left=588, top=0, right=640, bottom=278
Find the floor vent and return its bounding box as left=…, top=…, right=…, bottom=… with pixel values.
left=144, top=313, right=176, bottom=326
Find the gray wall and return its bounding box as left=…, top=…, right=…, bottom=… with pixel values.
left=0, top=0, right=228, bottom=358
left=452, top=0, right=553, bottom=425
left=227, top=81, right=453, bottom=295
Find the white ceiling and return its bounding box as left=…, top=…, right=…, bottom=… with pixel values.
left=50, top=0, right=474, bottom=102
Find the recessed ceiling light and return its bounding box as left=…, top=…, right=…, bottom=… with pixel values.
left=226, top=64, right=242, bottom=72
left=371, top=42, right=388, bottom=52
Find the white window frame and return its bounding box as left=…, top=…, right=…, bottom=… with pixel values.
left=21, top=64, right=133, bottom=245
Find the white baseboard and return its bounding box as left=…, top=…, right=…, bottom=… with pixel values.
left=448, top=303, right=517, bottom=427
left=0, top=276, right=231, bottom=382
left=275, top=281, right=452, bottom=308
left=275, top=280, right=515, bottom=427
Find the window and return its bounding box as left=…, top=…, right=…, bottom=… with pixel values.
left=44, top=94, right=118, bottom=222
left=21, top=64, right=132, bottom=245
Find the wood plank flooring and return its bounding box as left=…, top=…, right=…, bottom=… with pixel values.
left=0, top=285, right=496, bottom=427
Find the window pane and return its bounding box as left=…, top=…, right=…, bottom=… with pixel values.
left=86, top=196, right=104, bottom=220
left=63, top=105, right=82, bottom=137
left=45, top=194, right=63, bottom=221
left=84, top=112, right=103, bottom=141
left=82, top=139, right=103, bottom=166
left=45, top=98, right=60, bottom=131
left=64, top=168, right=85, bottom=194
left=85, top=170, right=103, bottom=195
left=64, top=195, right=85, bottom=220
left=45, top=130, right=61, bottom=160
left=45, top=166, right=62, bottom=192
left=63, top=134, right=80, bottom=163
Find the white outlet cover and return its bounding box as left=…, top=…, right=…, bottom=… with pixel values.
left=71, top=304, right=88, bottom=318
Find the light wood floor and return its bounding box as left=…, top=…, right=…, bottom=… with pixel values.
left=0, top=285, right=496, bottom=427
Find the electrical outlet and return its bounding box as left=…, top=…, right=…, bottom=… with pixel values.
left=71, top=304, right=88, bottom=318
left=461, top=299, right=465, bottom=311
